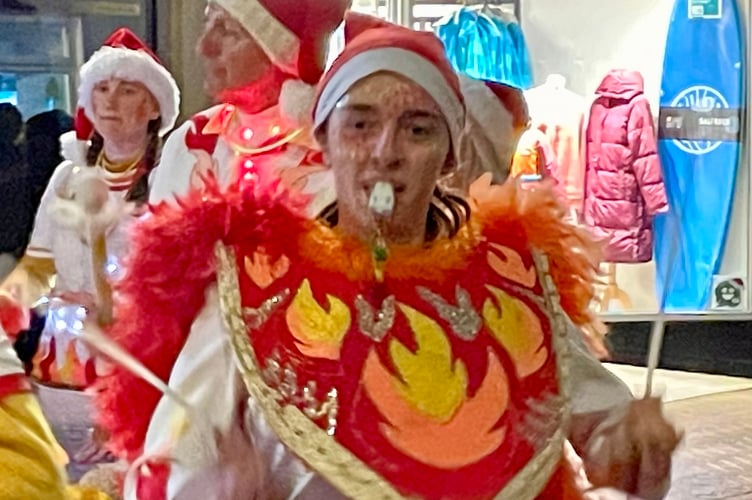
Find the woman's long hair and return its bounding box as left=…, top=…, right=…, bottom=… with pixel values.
left=85, top=118, right=163, bottom=204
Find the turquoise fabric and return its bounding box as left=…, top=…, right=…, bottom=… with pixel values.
left=436, top=7, right=533, bottom=89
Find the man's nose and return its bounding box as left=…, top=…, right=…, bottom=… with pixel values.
left=371, top=126, right=403, bottom=170
left=196, top=29, right=219, bottom=57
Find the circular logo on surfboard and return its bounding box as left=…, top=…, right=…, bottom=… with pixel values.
left=670, top=85, right=728, bottom=155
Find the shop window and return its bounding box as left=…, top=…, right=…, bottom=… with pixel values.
left=0, top=14, right=81, bottom=118
left=408, top=0, right=751, bottom=319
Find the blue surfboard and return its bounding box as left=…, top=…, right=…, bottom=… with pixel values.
left=654, top=0, right=746, bottom=312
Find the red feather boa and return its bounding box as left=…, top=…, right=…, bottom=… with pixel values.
left=92, top=175, right=306, bottom=460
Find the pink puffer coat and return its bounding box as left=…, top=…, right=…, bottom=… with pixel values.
left=584, top=70, right=668, bottom=263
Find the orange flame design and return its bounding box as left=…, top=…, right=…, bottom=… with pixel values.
left=244, top=249, right=290, bottom=289
left=202, top=104, right=236, bottom=135
left=487, top=243, right=537, bottom=289
left=483, top=285, right=548, bottom=378
left=285, top=280, right=351, bottom=360
left=32, top=339, right=88, bottom=387
left=362, top=305, right=509, bottom=469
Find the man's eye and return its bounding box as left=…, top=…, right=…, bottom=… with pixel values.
left=347, top=120, right=371, bottom=131
left=410, top=124, right=435, bottom=137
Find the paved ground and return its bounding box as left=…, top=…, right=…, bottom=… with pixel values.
left=665, top=390, right=752, bottom=499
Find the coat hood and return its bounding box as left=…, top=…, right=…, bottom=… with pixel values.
left=595, top=69, right=644, bottom=100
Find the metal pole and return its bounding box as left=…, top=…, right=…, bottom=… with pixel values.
left=401, top=0, right=412, bottom=27
left=387, top=0, right=399, bottom=24
left=387, top=0, right=411, bottom=26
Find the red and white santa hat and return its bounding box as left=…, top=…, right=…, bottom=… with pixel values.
left=459, top=75, right=530, bottom=177
left=313, top=13, right=466, bottom=152
left=210, top=0, right=348, bottom=124
left=211, top=0, right=349, bottom=85
left=77, top=27, right=180, bottom=138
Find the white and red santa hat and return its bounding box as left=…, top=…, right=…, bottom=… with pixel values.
left=459, top=75, right=530, bottom=179
left=211, top=0, right=349, bottom=85
left=313, top=13, right=466, bottom=153
left=210, top=0, right=348, bottom=122
left=77, top=27, right=180, bottom=139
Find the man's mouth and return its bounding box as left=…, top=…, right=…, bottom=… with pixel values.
left=363, top=182, right=405, bottom=194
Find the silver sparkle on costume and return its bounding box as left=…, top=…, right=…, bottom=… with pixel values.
left=261, top=353, right=340, bottom=436
left=418, top=286, right=482, bottom=340
left=520, top=393, right=565, bottom=450
left=242, top=288, right=291, bottom=329
left=355, top=295, right=396, bottom=342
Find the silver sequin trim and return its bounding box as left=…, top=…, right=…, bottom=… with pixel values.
left=418, top=286, right=482, bottom=340
left=520, top=393, right=566, bottom=451
left=262, top=353, right=339, bottom=436
left=242, top=288, right=291, bottom=329
left=355, top=295, right=396, bottom=342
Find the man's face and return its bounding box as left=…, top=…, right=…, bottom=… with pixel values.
left=90, top=78, right=160, bottom=146
left=196, top=4, right=272, bottom=98
left=320, top=72, right=452, bottom=244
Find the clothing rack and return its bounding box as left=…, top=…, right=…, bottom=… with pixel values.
left=409, top=0, right=521, bottom=33
left=473, top=0, right=520, bottom=24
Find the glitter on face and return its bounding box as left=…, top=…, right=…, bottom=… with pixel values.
left=322, top=73, right=452, bottom=244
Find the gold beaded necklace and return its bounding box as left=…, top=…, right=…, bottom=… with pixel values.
left=97, top=150, right=145, bottom=174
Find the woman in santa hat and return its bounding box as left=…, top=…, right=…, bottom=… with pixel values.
left=0, top=26, right=180, bottom=481
left=92, top=14, right=678, bottom=500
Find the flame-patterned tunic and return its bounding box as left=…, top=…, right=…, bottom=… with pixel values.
left=95, top=176, right=601, bottom=499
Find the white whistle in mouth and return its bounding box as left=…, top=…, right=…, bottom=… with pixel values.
left=368, top=181, right=395, bottom=218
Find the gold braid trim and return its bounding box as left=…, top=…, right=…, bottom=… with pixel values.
left=494, top=431, right=566, bottom=500
left=489, top=251, right=571, bottom=500
left=216, top=242, right=571, bottom=499
left=215, top=243, right=408, bottom=500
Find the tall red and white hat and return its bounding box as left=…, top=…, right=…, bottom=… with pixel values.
left=211, top=0, right=349, bottom=85
left=210, top=0, right=348, bottom=122
left=77, top=27, right=180, bottom=138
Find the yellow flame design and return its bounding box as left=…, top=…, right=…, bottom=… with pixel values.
left=483, top=285, right=548, bottom=378
left=286, top=279, right=351, bottom=360
left=390, top=304, right=468, bottom=423
left=362, top=345, right=510, bottom=468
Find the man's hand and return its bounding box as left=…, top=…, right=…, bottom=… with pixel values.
left=582, top=396, right=682, bottom=500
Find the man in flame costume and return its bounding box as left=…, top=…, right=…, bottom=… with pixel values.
left=148, top=0, right=349, bottom=217
left=94, top=14, right=680, bottom=500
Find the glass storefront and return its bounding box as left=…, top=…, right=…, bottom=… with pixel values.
left=392, top=0, right=752, bottom=321
left=0, top=14, right=81, bottom=118
left=0, top=1, right=156, bottom=120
